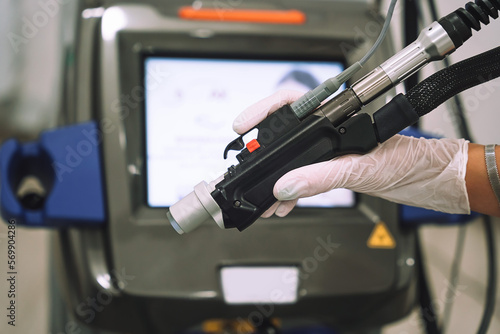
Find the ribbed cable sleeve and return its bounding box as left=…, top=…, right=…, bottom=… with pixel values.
left=439, top=0, right=500, bottom=47
left=406, top=46, right=500, bottom=117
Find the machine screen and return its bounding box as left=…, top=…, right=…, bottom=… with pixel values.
left=144, top=57, right=355, bottom=208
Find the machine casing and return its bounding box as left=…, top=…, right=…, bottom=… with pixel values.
left=52, top=1, right=417, bottom=332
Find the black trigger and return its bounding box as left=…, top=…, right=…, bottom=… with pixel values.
left=223, top=136, right=245, bottom=159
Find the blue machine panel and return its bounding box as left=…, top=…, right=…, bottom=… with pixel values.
left=0, top=122, right=106, bottom=227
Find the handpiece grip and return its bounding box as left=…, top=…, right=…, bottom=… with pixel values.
left=212, top=106, right=378, bottom=231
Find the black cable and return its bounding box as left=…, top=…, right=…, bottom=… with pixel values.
left=406, top=46, right=500, bottom=117
left=416, top=232, right=441, bottom=334
left=409, top=2, right=474, bottom=329
left=410, top=13, right=440, bottom=334
left=441, top=224, right=467, bottom=329
left=478, top=215, right=497, bottom=334
left=403, top=0, right=421, bottom=92
left=427, top=0, right=439, bottom=20
left=406, top=1, right=440, bottom=333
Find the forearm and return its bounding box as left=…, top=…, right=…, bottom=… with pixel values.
left=466, top=143, right=500, bottom=217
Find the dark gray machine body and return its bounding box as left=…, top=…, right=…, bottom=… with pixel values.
left=53, top=1, right=417, bottom=333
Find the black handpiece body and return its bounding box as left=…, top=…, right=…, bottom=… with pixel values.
left=211, top=105, right=378, bottom=231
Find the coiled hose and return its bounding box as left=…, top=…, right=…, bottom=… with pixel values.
left=439, top=0, right=500, bottom=48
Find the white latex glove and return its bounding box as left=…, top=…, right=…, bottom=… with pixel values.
left=233, top=90, right=471, bottom=217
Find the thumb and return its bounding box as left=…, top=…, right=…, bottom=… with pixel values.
left=273, top=158, right=356, bottom=201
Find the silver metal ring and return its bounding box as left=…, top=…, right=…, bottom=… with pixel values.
left=485, top=144, right=500, bottom=206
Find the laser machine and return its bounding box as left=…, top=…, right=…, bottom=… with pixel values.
left=7, top=0, right=499, bottom=332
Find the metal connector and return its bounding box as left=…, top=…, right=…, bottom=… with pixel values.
left=351, top=67, right=392, bottom=105
left=351, top=21, right=456, bottom=106
left=380, top=21, right=455, bottom=84
left=315, top=88, right=362, bottom=126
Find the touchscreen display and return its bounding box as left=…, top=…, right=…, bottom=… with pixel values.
left=144, top=57, right=355, bottom=208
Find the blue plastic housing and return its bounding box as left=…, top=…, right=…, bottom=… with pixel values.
left=0, top=121, right=106, bottom=227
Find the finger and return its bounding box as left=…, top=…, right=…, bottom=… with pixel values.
left=233, top=90, right=304, bottom=134
left=275, top=199, right=298, bottom=217
left=273, top=158, right=355, bottom=201
left=261, top=201, right=280, bottom=218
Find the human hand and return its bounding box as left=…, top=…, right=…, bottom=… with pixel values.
left=233, top=90, right=471, bottom=217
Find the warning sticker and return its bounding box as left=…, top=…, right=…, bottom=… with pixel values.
left=367, top=222, right=396, bottom=249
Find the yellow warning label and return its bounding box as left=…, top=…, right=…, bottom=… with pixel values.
left=367, top=222, right=396, bottom=249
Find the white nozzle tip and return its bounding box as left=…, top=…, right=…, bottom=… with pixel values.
left=166, top=180, right=225, bottom=234
left=167, top=211, right=184, bottom=234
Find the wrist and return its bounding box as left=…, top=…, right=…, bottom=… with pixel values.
left=466, top=144, right=500, bottom=216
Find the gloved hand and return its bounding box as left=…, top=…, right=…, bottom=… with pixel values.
left=233, top=90, right=471, bottom=217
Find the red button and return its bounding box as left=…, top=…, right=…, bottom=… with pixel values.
left=246, top=139, right=261, bottom=153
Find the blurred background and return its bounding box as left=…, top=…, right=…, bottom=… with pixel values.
left=0, top=0, right=500, bottom=333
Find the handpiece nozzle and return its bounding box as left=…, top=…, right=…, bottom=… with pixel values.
left=167, top=178, right=225, bottom=234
